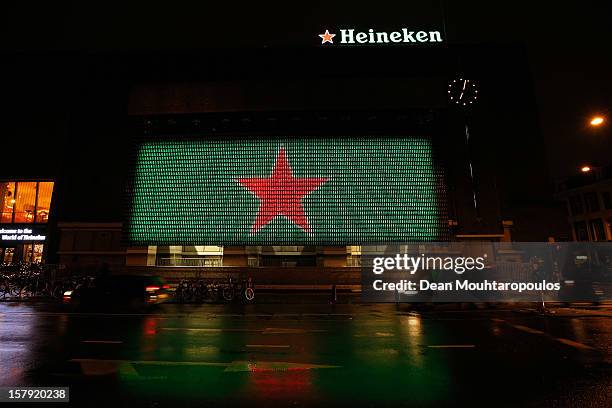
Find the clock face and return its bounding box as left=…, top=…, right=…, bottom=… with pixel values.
left=448, top=79, right=479, bottom=107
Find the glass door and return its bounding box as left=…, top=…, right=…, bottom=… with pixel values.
left=32, top=244, right=44, bottom=263
left=23, top=244, right=34, bottom=262
left=3, top=248, right=15, bottom=264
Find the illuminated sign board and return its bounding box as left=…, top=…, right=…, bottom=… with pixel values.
left=127, top=137, right=447, bottom=245
left=1, top=227, right=46, bottom=242
left=318, top=28, right=444, bottom=45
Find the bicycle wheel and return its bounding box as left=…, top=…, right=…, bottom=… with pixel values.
left=222, top=286, right=234, bottom=302
left=244, top=287, right=255, bottom=302
left=208, top=284, right=219, bottom=302
left=177, top=281, right=190, bottom=303
left=194, top=283, right=206, bottom=304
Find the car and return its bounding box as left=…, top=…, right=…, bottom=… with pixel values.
left=65, top=274, right=170, bottom=308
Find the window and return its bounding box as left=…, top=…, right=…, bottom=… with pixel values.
left=33, top=244, right=44, bottom=263
left=584, top=192, right=600, bottom=213
left=569, top=195, right=583, bottom=215
left=0, top=181, right=54, bottom=224
left=347, top=255, right=362, bottom=267
left=22, top=244, right=44, bottom=263
left=590, top=219, right=606, bottom=241
left=36, top=182, right=54, bottom=223
left=2, top=248, right=15, bottom=264
left=1, top=182, right=15, bottom=223
left=13, top=182, right=37, bottom=223
left=602, top=192, right=612, bottom=210
left=248, top=256, right=259, bottom=267
left=574, top=221, right=588, bottom=241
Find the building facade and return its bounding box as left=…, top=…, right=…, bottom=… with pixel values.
left=3, top=43, right=565, bottom=283
left=556, top=167, right=612, bottom=242
left=0, top=180, right=54, bottom=263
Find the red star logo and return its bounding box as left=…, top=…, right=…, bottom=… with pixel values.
left=237, top=147, right=328, bottom=234
left=318, top=30, right=336, bottom=44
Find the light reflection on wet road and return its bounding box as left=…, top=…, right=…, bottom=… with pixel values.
left=0, top=302, right=610, bottom=407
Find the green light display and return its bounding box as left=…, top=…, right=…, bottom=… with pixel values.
left=127, top=137, right=447, bottom=245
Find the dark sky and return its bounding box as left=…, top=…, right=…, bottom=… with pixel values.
left=1, top=0, right=611, bottom=179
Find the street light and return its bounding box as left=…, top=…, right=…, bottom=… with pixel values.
left=590, top=116, right=605, bottom=126
left=580, top=165, right=592, bottom=173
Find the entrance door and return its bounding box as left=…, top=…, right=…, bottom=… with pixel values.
left=2, top=248, right=15, bottom=264
left=22, top=244, right=45, bottom=263
left=32, top=244, right=44, bottom=263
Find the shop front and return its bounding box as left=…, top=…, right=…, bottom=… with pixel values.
left=0, top=181, right=54, bottom=264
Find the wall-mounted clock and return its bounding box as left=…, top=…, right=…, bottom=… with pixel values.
left=448, top=79, right=479, bottom=107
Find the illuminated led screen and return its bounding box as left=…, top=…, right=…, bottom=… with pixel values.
left=127, top=137, right=447, bottom=245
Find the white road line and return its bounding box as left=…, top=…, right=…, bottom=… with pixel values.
left=246, top=344, right=290, bottom=348
left=512, top=324, right=545, bottom=335
left=71, top=359, right=339, bottom=372
left=160, top=328, right=262, bottom=333
left=495, top=319, right=595, bottom=350
left=71, top=358, right=228, bottom=367
left=427, top=345, right=476, bottom=348
left=555, top=338, right=595, bottom=350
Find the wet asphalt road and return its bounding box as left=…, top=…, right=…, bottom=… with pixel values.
left=0, top=301, right=610, bottom=407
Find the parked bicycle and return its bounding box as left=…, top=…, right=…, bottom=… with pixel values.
left=0, top=263, right=95, bottom=300
left=173, top=277, right=255, bottom=304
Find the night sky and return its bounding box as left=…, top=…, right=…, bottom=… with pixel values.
left=1, top=0, right=611, bottom=180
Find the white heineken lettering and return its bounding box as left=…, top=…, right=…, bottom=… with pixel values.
left=368, top=29, right=375, bottom=43
left=429, top=31, right=442, bottom=42
left=376, top=31, right=389, bottom=43
left=402, top=28, right=415, bottom=42
left=390, top=32, right=402, bottom=42
left=356, top=32, right=368, bottom=43
left=326, top=28, right=444, bottom=46
left=340, top=29, right=355, bottom=44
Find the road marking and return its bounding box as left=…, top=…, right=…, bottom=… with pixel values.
left=82, top=340, right=123, bottom=344
left=160, top=327, right=326, bottom=335
left=263, top=327, right=326, bottom=334
left=263, top=328, right=306, bottom=334
left=495, top=319, right=595, bottom=351
left=161, top=327, right=261, bottom=333
left=302, top=313, right=353, bottom=318
left=224, top=361, right=340, bottom=372
left=71, top=359, right=227, bottom=367
left=246, top=344, right=290, bottom=348
left=70, top=359, right=340, bottom=373
left=554, top=338, right=595, bottom=350
left=511, top=325, right=546, bottom=335
left=427, top=345, right=476, bottom=348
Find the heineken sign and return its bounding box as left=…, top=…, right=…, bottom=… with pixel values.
left=318, top=28, right=444, bottom=45
left=127, top=137, right=447, bottom=245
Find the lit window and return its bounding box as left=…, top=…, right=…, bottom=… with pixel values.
left=13, top=182, right=37, bottom=223
left=36, top=182, right=54, bottom=223
left=1, top=182, right=15, bottom=223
